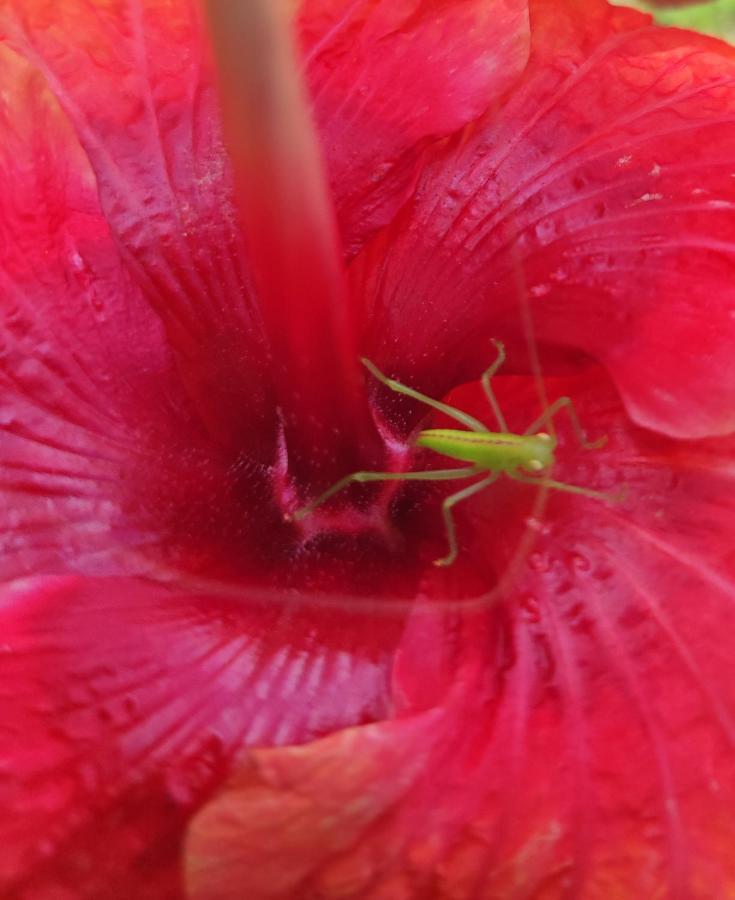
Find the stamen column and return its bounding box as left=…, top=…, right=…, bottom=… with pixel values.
left=205, top=0, right=378, bottom=484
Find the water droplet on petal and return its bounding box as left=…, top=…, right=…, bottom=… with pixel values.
left=535, top=220, right=556, bottom=243
left=570, top=553, right=591, bottom=572
left=88, top=293, right=107, bottom=320
left=633, top=192, right=664, bottom=205
left=0, top=407, right=16, bottom=426
left=520, top=593, right=541, bottom=622
left=529, top=551, right=549, bottom=573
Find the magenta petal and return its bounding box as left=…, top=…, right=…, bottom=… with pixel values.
left=0, top=44, right=187, bottom=578
left=0, top=576, right=397, bottom=898
left=356, top=0, right=735, bottom=437
left=0, top=23, right=291, bottom=581
left=0, top=0, right=274, bottom=452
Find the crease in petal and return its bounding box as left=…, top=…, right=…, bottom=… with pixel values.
left=300, top=0, right=531, bottom=255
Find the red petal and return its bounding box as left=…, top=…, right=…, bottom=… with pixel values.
left=300, top=0, right=531, bottom=256
left=356, top=0, right=735, bottom=437
left=0, top=44, right=285, bottom=581
left=0, top=0, right=275, bottom=452
left=0, top=576, right=398, bottom=898
left=0, top=29, right=296, bottom=581
left=0, top=43, right=185, bottom=578
left=185, top=371, right=735, bottom=898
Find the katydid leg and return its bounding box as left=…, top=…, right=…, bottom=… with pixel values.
left=289, top=466, right=481, bottom=522
left=480, top=340, right=509, bottom=433
left=435, top=473, right=500, bottom=567
left=523, top=396, right=605, bottom=449
left=361, top=358, right=488, bottom=433
left=507, top=469, right=619, bottom=502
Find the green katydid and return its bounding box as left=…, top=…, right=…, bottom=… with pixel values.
left=289, top=340, right=617, bottom=567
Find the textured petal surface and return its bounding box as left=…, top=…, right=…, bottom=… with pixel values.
left=0, top=0, right=274, bottom=453
left=0, top=576, right=399, bottom=899
left=186, top=370, right=735, bottom=899
left=356, top=0, right=735, bottom=438
left=0, top=21, right=287, bottom=582
left=300, top=0, right=531, bottom=255
left=0, top=42, right=191, bottom=580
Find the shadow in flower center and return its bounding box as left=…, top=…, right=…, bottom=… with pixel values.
left=135, top=362, right=625, bottom=618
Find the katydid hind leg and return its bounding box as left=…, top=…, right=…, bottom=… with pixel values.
left=507, top=470, right=623, bottom=503
left=480, top=339, right=510, bottom=433
left=289, top=466, right=481, bottom=522
left=523, top=395, right=606, bottom=449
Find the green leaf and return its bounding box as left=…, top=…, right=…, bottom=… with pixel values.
left=612, top=0, right=735, bottom=40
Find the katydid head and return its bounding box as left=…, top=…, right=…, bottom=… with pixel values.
left=518, top=431, right=556, bottom=474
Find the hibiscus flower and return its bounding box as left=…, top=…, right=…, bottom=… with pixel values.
left=2, top=0, right=735, bottom=897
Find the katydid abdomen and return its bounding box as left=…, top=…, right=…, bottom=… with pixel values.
left=416, top=429, right=555, bottom=474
